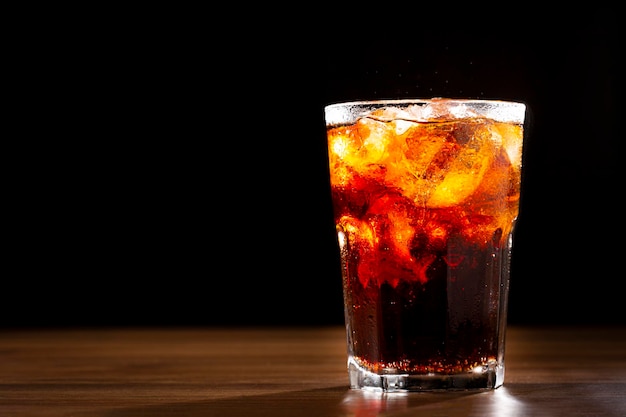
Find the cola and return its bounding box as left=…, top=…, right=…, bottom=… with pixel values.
left=325, top=99, right=526, bottom=390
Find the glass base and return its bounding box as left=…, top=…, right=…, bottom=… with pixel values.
left=348, top=357, right=504, bottom=392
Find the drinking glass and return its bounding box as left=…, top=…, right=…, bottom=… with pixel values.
left=324, top=98, right=527, bottom=391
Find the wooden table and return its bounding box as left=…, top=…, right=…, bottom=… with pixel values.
left=1, top=326, right=625, bottom=416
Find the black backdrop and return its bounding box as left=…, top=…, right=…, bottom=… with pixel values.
left=5, top=7, right=622, bottom=328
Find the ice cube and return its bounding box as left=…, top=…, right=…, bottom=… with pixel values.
left=426, top=122, right=498, bottom=208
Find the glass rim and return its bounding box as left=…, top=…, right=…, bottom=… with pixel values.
left=324, top=97, right=527, bottom=126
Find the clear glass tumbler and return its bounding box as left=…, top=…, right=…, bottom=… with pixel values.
left=324, top=98, right=527, bottom=391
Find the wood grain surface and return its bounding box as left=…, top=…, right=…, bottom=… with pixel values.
left=1, top=326, right=625, bottom=416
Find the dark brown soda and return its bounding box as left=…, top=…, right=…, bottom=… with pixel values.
left=329, top=120, right=519, bottom=375
left=334, top=187, right=507, bottom=374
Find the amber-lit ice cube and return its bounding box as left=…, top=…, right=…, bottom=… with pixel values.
left=328, top=115, right=518, bottom=210
left=426, top=121, right=499, bottom=208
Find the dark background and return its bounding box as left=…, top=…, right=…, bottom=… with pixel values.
left=5, top=7, right=622, bottom=328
